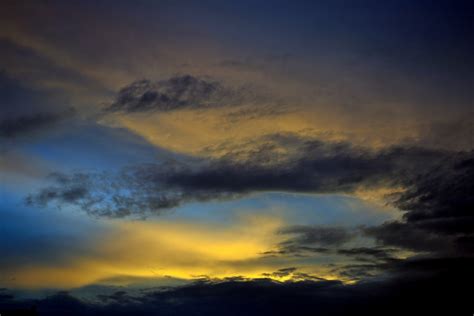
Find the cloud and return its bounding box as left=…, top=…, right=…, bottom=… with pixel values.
left=395, top=152, right=474, bottom=225
left=23, top=134, right=469, bottom=286
left=336, top=247, right=397, bottom=261
left=106, top=75, right=261, bottom=113
left=25, top=136, right=474, bottom=291
left=263, top=225, right=398, bottom=265
left=26, top=171, right=184, bottom=218
left=278, top=225, right=355, bottom=247
left=160, top=138, right=449, bottom=195
left=260, top=246, right=330, bottom=257
left=261, top=267, right=298, bottom=278
left=365, top=150, right=474, bottom=254
left=364, top=222, right=452, bottom=253
left=26, top=135, right=450, bottom=218
left=2, top=256, right=473, bottom=316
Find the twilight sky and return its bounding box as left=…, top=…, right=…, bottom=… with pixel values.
left=1, top=1, right=473, bottom=315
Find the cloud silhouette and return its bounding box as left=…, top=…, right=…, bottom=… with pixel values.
left=2, top=257, right=473, bottom=316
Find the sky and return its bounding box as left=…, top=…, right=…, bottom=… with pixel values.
left=0, top=1, right=473, bottom=315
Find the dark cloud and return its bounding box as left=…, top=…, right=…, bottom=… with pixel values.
left=366, top=150, right=474, bottom=254
left=265, top=227, right=398, bottom=264
left=27, top=135, right=453, bottom=218
left=260, top=246, right=330, bottom=257
left=263, top=223, right=360, bottom=258
left=396, top=152, right=474, bottom=225
left=162, top=139, right=448, bottom=195
left=261, top=267, right=329, bottom=282
left=278, top=225, right=355, bottom=247
left=261, top=267, right=298, bottom=278
left=106, top=75, right=261, bottom=113
left=336, top=247, right=397, bottom=261
left=96, top=291, right=138, bottom=305
left=2, top=257, right=473, bottom=316
left=249, top=145, right=474, bottom=284
left=334, top=263, right=383, bottom=280
left=365, top=222, right=452, bottom=253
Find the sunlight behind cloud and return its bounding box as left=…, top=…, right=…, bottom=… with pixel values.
left=4, top=215, right=286, bottom=288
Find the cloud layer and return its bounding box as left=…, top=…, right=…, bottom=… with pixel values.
left=27, top=135, right=450, bottom=218
left=1, top=256, right=473, bottom=316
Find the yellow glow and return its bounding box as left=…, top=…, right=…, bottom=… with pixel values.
left=353, top=186, right=405, bottom=203
left=102, top=105, right=421, bottom=160
left=3, top=211, right=397, bottom=289
left=6, top=213, right=367, bottom=289
left=5, top=215, right=289, bottom=288
left=104, top=108, right=314, bottom=157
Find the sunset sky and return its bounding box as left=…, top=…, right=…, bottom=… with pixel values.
left=1, top=1, right=473, bottom=315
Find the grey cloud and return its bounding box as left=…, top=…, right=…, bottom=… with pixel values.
left=26, top=171, right=183, bottom=218
left=364, top=222, right=453, bottom=253
left=260, top=267, right=329, bottom=282
left=266, top=227, right=398, bottom=263
left=261, top=267, right=298, bottom=278
left=336, top=247, right=397, bottom=261
left=260, top=246, right=330, bottom=257
left=365, top=150, right=474, bottom=254
left=278, top=225, right=355, bottom=247
left=162, top=140, right=447, bottom=195
left=333, top=263, right=383, bottom=280
left=395, top=152, right=474, bottom=225
left=106, top=75, right=260, bottom=113
left=25, top=164, right=242, bottom=218
left=97, top=291, right=138, bottom=305
left=26, top=134, right=453, bottom=218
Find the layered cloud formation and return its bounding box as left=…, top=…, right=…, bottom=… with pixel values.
left=1, top=1, right=473, bottom=315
